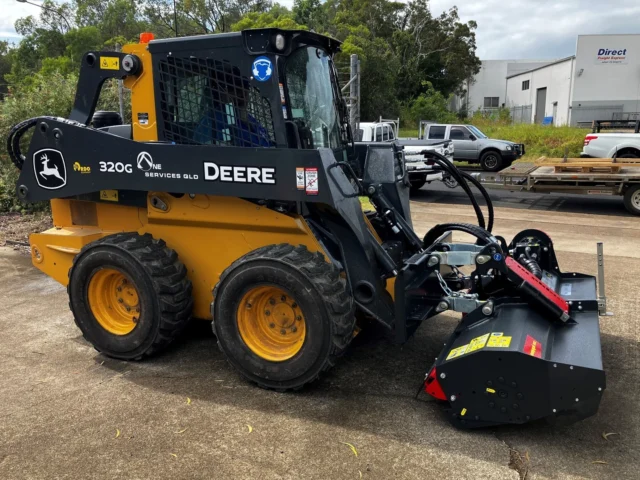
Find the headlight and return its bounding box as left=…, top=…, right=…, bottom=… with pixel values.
left=505, top=145, right=512, bottom=151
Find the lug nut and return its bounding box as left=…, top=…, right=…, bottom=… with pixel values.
left=292, top=303, right=297, bottom=308
left=440, top=373, right=446, bottom=379
left=269, top=323, right=275, bottom=328
left=269, top=299, right=276, bottom=305
left=246, top=302, right=252, bottom=309
left=132, top=316, right=138, bottom=323
left=280, top=329, right=286, bottom=335
left=291, top=326, right=297, bottom=333
left=125, top=306, right=131, bottom=312
left=281, top=296, right=286, bottom=302
left=296, top=315, right=302, bottom=321
left=118, top=298, right=124, bottom=303
left=117, top=287, right=122, bottom=292
left=265, top=310, right=271, bottom=316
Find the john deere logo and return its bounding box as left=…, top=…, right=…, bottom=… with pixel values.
left=73, top=162, right=91, bottom=174
left=33, top=149, right=67, bottom=190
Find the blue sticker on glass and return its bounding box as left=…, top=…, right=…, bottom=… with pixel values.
left=252, top=56, right=273, bottom=82
left=493, top=253, right=503, bottom=261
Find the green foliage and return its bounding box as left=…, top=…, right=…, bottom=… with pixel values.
left=401, top=81, right=458, bottom=126
left=231, top=10, right=305, bottom=31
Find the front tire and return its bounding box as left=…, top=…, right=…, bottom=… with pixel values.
left=480, top=151, right=504, bottom=172
left=212, top=244, right=355, bottom=390
left=623, top=185, right=640, bottom=215
left=68, top=233, right=193, bottom=360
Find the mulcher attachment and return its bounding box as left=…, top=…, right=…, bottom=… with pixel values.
left=424, top=230, right=606, bottom=428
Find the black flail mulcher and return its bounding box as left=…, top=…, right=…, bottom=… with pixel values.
left=422, top=230, right=607, bottom=428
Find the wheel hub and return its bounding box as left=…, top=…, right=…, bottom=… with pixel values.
left=88, top=268, right=140, bottom=335
left=237, top=286, right=306, bottom=362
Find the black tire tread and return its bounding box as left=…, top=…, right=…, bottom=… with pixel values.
left=68, top=232, right=193, bottom=359
left=212, top=243, right=355, bottom=390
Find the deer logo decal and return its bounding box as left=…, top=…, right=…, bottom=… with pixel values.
left=33, top=149, right=67, bottom=189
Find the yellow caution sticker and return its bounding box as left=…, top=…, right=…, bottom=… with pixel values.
left=446, top=332, right=512, bottom=361
left=460, top=408, right=467, bottom=416
left=100, top=56, right=120, bottom=70
left=446, top=344, right=469, bottom=360
left=100, top=190, right=118, bottom=202
left=467, top=333, right=490, bottom=353
left=487, top=332, right=512, bottom=348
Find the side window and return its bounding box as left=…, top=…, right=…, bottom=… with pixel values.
left=375, top=126, right=383, bottom=142
left=450, top=126, right=472, bottom=140
left=428, top=126, right=446, bottom=139
left=388, top=127, right=395, bottom=140
left=484, top=97, right=499, bottom=108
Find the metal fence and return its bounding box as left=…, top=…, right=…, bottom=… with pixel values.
left=571, top=105, right=624, bottom=127
left=612, top=112, right=640, bottom=121
left=510, top=105, right=532, bottom=124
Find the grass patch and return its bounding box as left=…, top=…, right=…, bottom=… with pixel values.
left=399, top=121, right=590, bottom=160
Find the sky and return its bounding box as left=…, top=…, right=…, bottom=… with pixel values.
left=3, top=0, right=640, bottom=59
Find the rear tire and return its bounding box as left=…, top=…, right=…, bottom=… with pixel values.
left=619, top=153, right=639, bottom=159
left=480, top=151, right=503, bottom=172
left=212, top=244, right=355, bottom=390
left=623, top=185, right=640, bottom=215
left=68, top=233, right=193, bottom=360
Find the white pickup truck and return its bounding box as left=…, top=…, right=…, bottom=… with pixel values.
left=357, top=122, right=455, bottom=191
left=581, top=132, right=640, bottom=158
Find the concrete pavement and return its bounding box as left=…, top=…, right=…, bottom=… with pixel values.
left=1, top=201, right=638, bottom=479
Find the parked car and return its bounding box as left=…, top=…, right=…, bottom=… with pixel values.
left=581, top=132, right=640, bottom=158
left=420, top=123, right=525, bottom=171
left=357, top=122, right=455, bottom=191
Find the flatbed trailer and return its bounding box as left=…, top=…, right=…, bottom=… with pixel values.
left=478, top=162, right=640, bottom=215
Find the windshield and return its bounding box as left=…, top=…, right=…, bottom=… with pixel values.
left=285, top=47, right=341, bottom=149
left=468, top=125, right=488, bottom=139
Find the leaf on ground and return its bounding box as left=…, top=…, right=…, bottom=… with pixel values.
left=525, top=451, right=530, bottom=462
left=592, top=460, right=608, bottom=465
left=342, top=442, right=358, bottom=457
left=358, top=470, right=363, bottom=478
left=602, top=432, right=619, bottom=441
left=114, top=429, right=120, bottom=439
left=246, top=424, right=253, bottom=433
left=170, top=453, right=178, bottom=458
left=175, top=428, right=188, bottom=434
left=186, top=397, right=191, bottom=405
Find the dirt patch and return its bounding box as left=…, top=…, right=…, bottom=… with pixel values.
left=0, top=212, right=52, bottom=253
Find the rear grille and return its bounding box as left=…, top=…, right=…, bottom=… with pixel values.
left=157, top=57, right=275, bottom=147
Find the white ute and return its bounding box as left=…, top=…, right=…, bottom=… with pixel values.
left=357, top=122, right=455, bottom=191
left=582, top=132, right=640, bottom=159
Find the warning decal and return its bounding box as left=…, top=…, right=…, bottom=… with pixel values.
left=487, top=332, right=512, bottom=348
left=100, top=190, right=119, bottom=202
left=100, top=56, right=120, bottom=70
left=523, top=335, right=543, bottom=358
left=446, top=332, right=512, bottom=361
left=305, top=167, right=318, bottom=195
left=467, top=333, right=490, bottom=353
left=296, top=168, right=305, bottom=190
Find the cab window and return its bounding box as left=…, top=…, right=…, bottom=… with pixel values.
left=450, top=126, right=473, bottom=140
left=428, top=125, right=446, bottom=139
left=383, top=125, right=390, bottom=141
left=375, top=125, right=383, bottom=142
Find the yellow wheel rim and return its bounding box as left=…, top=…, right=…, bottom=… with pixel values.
left=237, top=286, right=306, bottom=362
left=88, top=268, right=140, bottom=335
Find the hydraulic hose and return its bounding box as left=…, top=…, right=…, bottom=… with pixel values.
left=423, top=150, right=494, bottom=232
left=6, top=118, right=40, bottom=170
left=423, top=222, right=494, bottom=250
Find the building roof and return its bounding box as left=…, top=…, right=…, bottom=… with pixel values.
left=506, top=56, right=576, bottom=79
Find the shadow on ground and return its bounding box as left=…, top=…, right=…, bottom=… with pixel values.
left=99, top=315, right=639, bottom=479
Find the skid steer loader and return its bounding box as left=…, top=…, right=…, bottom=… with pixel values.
left=8, top=29, right=608, bottom=428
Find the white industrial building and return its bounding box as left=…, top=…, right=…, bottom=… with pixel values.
left=458, top=34, right=640, bottom=126
left=452, top=59, right=556, bottom=113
